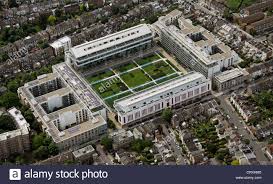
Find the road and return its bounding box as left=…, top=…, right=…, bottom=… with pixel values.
left=162, top=124, right=186, bottom=165
left=217, top=95, right=270, bottom=164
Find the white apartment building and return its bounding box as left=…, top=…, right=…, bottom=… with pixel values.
left=214, top=68, right=249, bottom=91
left=153, top=10, right=240, bottom=78
left=18, top=63, right=107, bottom=150
left=0, top=107, right=30, bottom=159
left=114, top=72, right=211, bottom=126
left=66, top=24, right=153, bottom=68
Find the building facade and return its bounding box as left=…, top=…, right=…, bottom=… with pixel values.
left=153, top=10, right=240, bottom=78
left=66, top=24, right=153, bottom=68
left=114, top=72, right=211, bottom=126
left=18, top=63, right=107, bottom=150
left=0, top=107, right=30, bottom=160
left=214, top=68, right=249, bottom=91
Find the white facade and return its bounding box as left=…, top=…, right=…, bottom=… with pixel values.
left=67, top=24, right=153, bottom=68
left=50, top=36, right=72, bottom=56
left=153, top=10, right=240, bottom=78
left=114, top=72, right=211, bottom=125
left=18, top=63, right=107, bottom=150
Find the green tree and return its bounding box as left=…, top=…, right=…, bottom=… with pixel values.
left=48, top=142, right=59, bottom=156
left=47, top=15, right=57, bottom=26
left=231, top=159, right=240, bottom=165
left=130, top=139, right=153, bottom=153
left=33, top=146, right=49, bottom=160
left=101, top=136, right=113, bottom=151
left=0, top=91, right=20, bottom=108
left=32, top=133, right=46, bottom=150
left=7, top=80, right=20, bottom=93
left=0, top=115, right=16, bottom=133
left=161, top=108, right=173, bottom=123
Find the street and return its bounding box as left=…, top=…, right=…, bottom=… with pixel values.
left=217, top=95, right=270, bottom=164
left=162, top=124, right=186, bottom=165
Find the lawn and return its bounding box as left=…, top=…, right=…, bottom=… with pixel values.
left=92, top=78, right=128, bottom=98
left=226, top=0, right=257, bottom=10
left=135, top=54, right=161, bottom=66
left=86, top=70, right=115, bottom=83
left=115, top=62, right=138, bottom=73
left=105, top=91, right=133, bottom=107
left=143, top=60, right=176, bottom=80
left=120, top=69, right=152, bottom=88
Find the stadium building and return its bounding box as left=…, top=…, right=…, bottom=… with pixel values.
left=114, top=72, right=211, bottom=126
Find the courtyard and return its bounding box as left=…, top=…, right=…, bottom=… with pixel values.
left=85, top=51, right=184, bottom=107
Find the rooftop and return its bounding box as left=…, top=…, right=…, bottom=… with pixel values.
left=214, top=68, right=248, bottom=83
left=114, top=72, right=207, bottom=111
left=70, top=24, right=152, bottom=58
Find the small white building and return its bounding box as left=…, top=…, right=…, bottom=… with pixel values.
left=50, top=36, right=71, bottom=56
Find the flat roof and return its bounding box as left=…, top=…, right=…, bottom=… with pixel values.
left=215, top=68, right=248, bottom=83
left=70, top=24, right=152, bottom=58
left=8, top=107, right=28, bottom=128
left=114, top=72, right=206, bottom=108
left=50, top=36, right=71, bottom=48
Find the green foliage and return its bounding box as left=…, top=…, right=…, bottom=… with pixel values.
left=107, top=119, right=116, bottom=129
left=0, top=115, right=16, bottom=133
left=32, top=133, right=59, bottom=160
left=33, top=146, right=49, bottom=160
left=101, top=136, right=113, bottom=151
left=48, top=142, right=59, bottom=156
left=130, top=139, right=153, bottom=153
left=32, top=133, right=46, bottom=150
left=194, top=121, right=232, bottom=164
left=47, top=15, right=57, bottom=25
left=161, top=108, right=173, bottom=123
left=7, top=80, right=20, bottom=93
left=231, top=159, right=240, bottom=165
left=0, top=91, right=20, bottom=108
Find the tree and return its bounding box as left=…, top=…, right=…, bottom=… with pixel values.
left=243, top=139, right=250, bottom=145
left=107, top=119, right=116, bottom=129
left=130, top=139, right=153, bottom=153
left=0, top=91, right=20, bottom=108
left=47, top=15, right=57, bottom=26
left=0, top=115, right=16, bottom=133
left=231, top=159, right=240, bottom=165
left=161, top=108, right=173, bottom=123
left=101, top=136, right=113, bottom=151
left=7, top=80, right=20, bottom=93
left=48, top=142, right=59, bottom=156
left=33, top=146, right=49, bottom=160
left=32, top=133, right=46, bottom=150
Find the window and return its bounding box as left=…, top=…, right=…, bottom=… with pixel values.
left=194, top=88, right=200, bottom=95
left=201, top=86, right=206, bottom=92
left=148, top=106, right=154, bottom=113
left=155, top=103, right=161, bottom=111
left=142, top=109, right=148, bottom=116
left=175, top=96, right=180, bottom=103
left=181, top=93, right=187, bottom=100
left=135, top=111, right=141, bottom=119
left=188, top=91, right=193, bottom=97
left=128, top=114, right=133, bottom=122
